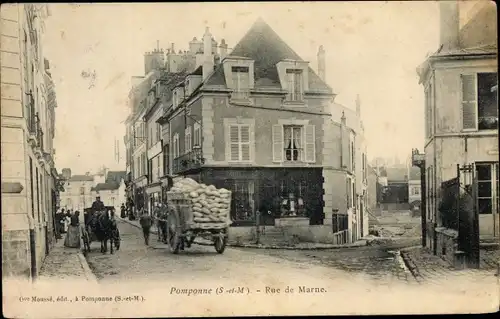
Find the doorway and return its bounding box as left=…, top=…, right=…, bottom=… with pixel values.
left=476, top=162, right=499, bottom=238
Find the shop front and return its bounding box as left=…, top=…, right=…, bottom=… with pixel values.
left=146, top=182, right=162, bottom=213
left=200, top=167, right=324, bottom=226
left=133, top=176, right=148, bottom=212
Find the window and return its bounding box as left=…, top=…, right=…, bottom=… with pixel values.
left=163, top=144, right=169, bottom=175
left=185, top=126, right=192, bottom=153
left=272, top=124, right=315, bottom=163
left=36, top=167, right=40, bottom=222
left=351, top=140, right=355, bottom=172
left=173, top=133, right=180, bottom=159
left=29, top=157, right=35, bottom=218
left=231, top=66, right=250, bottom=100
left=148, top=158, right=153, bottom=179
left=228, top=124, right=251, bottom=162
left=346, top=176, right=354, bottom=209
left=284, top=125, right=302, bottom=162
left=476, top=163, right=499, bottom=215
left=157, top=155, right=162, bottom=180
left=193, top=123, right=201, bottom=148
left=286, top=69, right=304, bottom=102
left=411, top=187, right=420, bottom=196
left=462, top=73, right=498, bottom=131
left=156, top=123, right=161, bottom=143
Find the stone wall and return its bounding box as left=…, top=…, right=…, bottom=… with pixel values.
left=227, top=223, right=352, bottom=245
left=435, top=227, right=466, bottom=269
left=2, top=229, right=31, bottom=278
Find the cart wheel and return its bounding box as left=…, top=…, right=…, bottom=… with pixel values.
left=167, top=208, right=181, bottom=254
left=214, top=236, right=227, bottom=254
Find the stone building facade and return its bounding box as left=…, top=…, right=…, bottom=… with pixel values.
left=417, top=1, right=498, bottom=248
left=1, top=4, right=59, bottom=279
left=156, top=19, right=369, bottom=243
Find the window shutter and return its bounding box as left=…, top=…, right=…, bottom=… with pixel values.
left=240, top=125, right=250, bottom=161
left=341, top=127, right=349, bottom=168
left=304, top=125, right=315, bottom=163
left=272, top=124, right=284, bottom=163
left=461, top=74, right=478, bottom=130
left=229, top=125, right=240, bottom=161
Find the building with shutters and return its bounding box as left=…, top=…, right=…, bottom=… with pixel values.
left=1, top=4, right=60, bottom=280
left=417, top=1, right=498, bottom=242
left=156, top=19, right=369, bottom=242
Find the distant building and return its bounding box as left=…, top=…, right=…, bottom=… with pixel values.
left=90, top=170, right=127, bottom=209
left=407, top=166, right=421, bottom=209
left=58, top=170, right=95, bottom=211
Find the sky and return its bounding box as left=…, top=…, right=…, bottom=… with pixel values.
left=42, top=2, right=440, bottom=174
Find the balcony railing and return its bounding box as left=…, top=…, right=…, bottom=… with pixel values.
left=172, top=147, right=204, bottom=174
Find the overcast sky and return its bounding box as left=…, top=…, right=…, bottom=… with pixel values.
left=42, top=2, right=439, bottom=174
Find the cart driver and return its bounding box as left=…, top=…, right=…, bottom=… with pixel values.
left=91, top=196, right=105, bottom=213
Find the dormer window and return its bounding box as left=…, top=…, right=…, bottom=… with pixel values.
left=231, top=66, right=250, bottom=101
left=285, top=69, right=304, bottom=102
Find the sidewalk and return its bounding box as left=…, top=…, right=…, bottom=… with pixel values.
left=38, top=237, right=98, bottom=283
left=400, top=246, right=499, bottom=284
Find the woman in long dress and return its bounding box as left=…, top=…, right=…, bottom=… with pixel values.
left=64, top=211, right=81, bottom=248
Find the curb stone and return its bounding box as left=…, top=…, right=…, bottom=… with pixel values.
left=77, top=252, right=99, bottom=283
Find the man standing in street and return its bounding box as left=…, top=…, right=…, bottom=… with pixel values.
left=139, top=208, right=152, bottom=246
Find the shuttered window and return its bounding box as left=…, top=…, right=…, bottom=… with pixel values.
left=231, top=66, right=250, bottom=100
left=286, top=69, right=304, bottom=102
left=227, top=124, right=251, bottom=162
left=185, top=126, right=192, bottom=154
left=462, top=74, right=478, bottom=130
left=193, top=123, right=201, bottom=148
left=304, top=125, right=315, bottom=162
left=173, top=134, right=179, bottom=159
left=273, top=124, right=315, bottom=163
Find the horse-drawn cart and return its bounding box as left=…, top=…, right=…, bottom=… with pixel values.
left=166, top=190, right=231, bottom=254
left=82, top=208, right=120, bottom=255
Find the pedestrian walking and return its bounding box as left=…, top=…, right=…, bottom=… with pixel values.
left=120, top=203, right=126, bottom=218
left=64, top=211, right=81, bottom=248
left=139, top=208, right=152, bottom=246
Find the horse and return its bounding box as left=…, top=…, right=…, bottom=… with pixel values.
left=83, top=210, right=120, bottom=255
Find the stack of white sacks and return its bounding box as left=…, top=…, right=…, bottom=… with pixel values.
left=170, top=178, right=232, bottom=226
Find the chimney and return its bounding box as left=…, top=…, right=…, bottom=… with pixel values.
left=203, top=27, right=214, bottom=81
left=171, top=43, right=175, bottom=54
left=355, top=94, right=361, bottom=116
left=317, top=45, right=325, bottom=82
left=439, top=1, right=460, bottom=52
left=220, top=39, right=228, bottom=61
